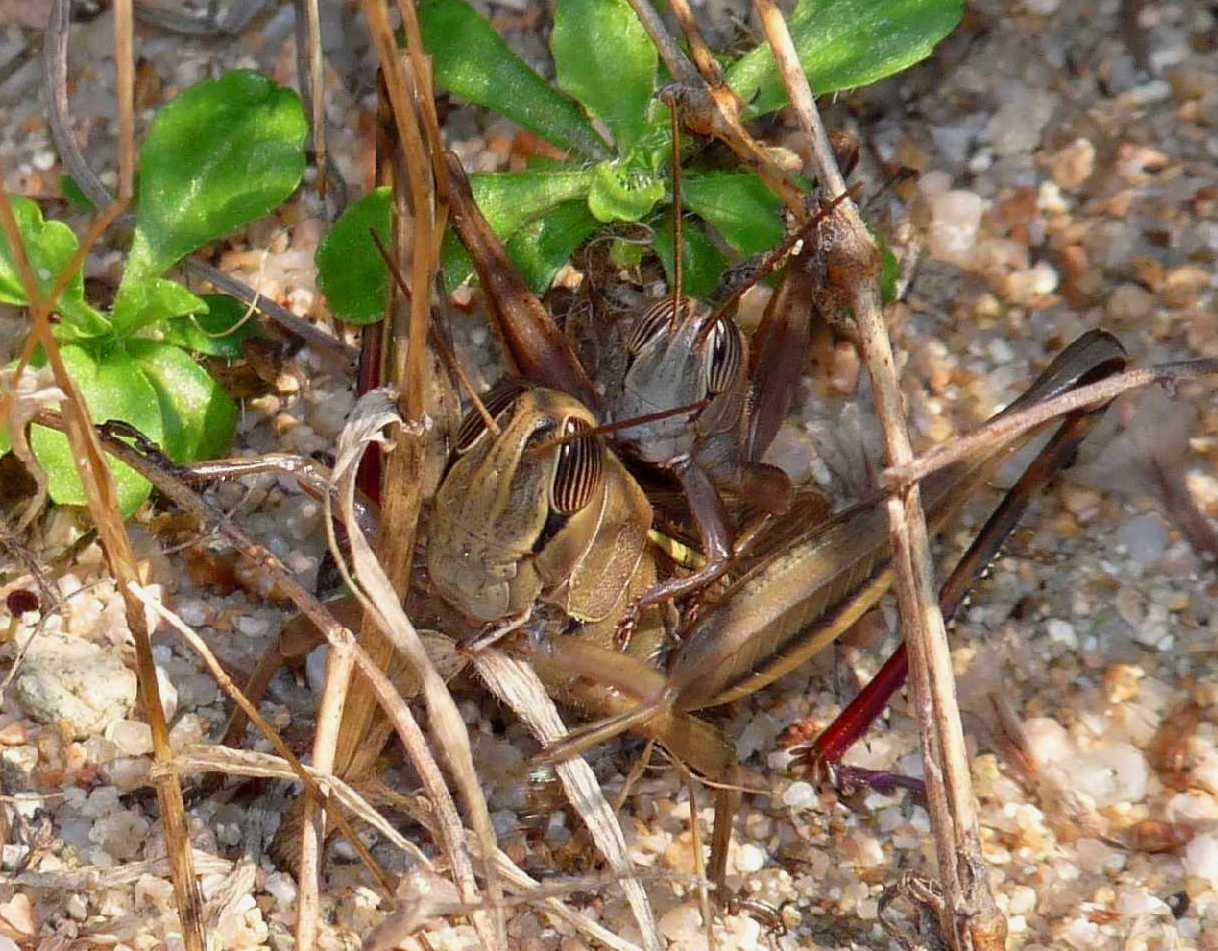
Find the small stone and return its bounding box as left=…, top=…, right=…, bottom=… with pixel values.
left=1118, top=513, right=1169, bottom=567
left=0, top=721, right=28, bottom=746
left=1106, top=284, right=1155, bottom=323
left=1062, top=743, right=1150, bottom=806
left=0, top=746, right=38, bottom=791
left=0, top=892, right=35, bottom=937
left=104, top=720, right=153, bottom=757
left=306, top=645, right=330, bottom=695
left=735, top=842, right=766, bottom=873
left=782, top=781, right=815, bottom=809
left=1046, top=619, right=1078, bottom=649
left=13, top=636, right=136, bottom=739
left=1104, top=664, right=1143, bottom=704
left=928, top=190, right=983, bottom=264
left=155, top=665, right=178, bottom=722
left=658, top=904, right=702, bottom=943
left=1007, top=885, right=1037, bottom=915
left=1184, top=833, right=1218, bottom=884
left=1049, top=138, right=1096, bottom=191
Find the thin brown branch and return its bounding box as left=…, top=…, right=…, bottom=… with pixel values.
left=884, top=359, right=1218, bottom=489
left=751, top=3, right=1004, bottom=948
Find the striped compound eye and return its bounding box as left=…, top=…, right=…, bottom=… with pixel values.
left=455, top=378, right=529, bottom=452
left=705, top=317, right=743, bottom=394
left=626, top=295, right=693, bottom=355
left=549, top=416, right=602, bottom=514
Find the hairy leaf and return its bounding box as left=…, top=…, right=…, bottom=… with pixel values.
left=162, top=294, right=262, bottom=359
left=122, top=70, right=307, bottom=291
left=0, top=194, right=108, bottom=338
left=552, top=0, right=656, bottom=154
left=316, top=187, right=393, bottom=325
left=653, top=216, right=728, bottom=300
left=587, top=161, right=664, bottom=223
left=726, top=0, right=964, bottom=116
left=506, top=200, right=600, bottom=293
left=420, top=0, right=608, bottom=158
left=683, top=172, right=784, bottom=255
left=128, top=340, right=237, bottom=462
left=28, top=344, right=164, bottom=515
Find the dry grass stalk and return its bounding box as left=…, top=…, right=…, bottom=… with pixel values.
left=325, top=389, right=502, bottom=948
left=298, top=630, right=357, bottom=949
left=472, top=649, right=663, bottom=951
left=750, top=1, right=1003, bottom=947
left=884, top=359, right=1218, bottom=490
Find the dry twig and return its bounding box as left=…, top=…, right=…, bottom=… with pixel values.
left=751, top=2, right=1004, bottom=947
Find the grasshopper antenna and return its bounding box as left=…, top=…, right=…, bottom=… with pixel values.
left=370, top=228, right=501, bottom=438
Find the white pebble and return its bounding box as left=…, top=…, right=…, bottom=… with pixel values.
left=1117, top=513, right=1169, bottom=567
left=1023, top=717, right=1073, bottom=766
left=658, top=904, right=702, bottom=942
left=987, top=337, right=1015, bottom=364
left=1116, top=886, right=1169, bottom=916
left=1007, top=885, right=1037, bottom=915
left=782, top=781, right=815, bottom=809
left=104, top=720, right=152, bottom=757
left=1062, top=743, right=1149, bottom=806
left=1046, top=619, right=1078, bottom=649
left=1185, top=833, right=1218, bottom=884
left=735, top=842, right=766, bottom=873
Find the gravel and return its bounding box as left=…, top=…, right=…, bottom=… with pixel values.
left=0, top=0, right=1216, bottom=949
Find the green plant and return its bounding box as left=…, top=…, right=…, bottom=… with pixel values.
left=0, top=70, right=307, bottom=515
left=317, top=0, right=961, bottom=321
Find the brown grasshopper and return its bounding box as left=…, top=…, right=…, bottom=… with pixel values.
left=446, top=150, right=853, bottom=638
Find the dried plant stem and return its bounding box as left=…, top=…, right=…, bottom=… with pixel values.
left=751, top=2, right=1004, bottom=948
left=297, top=0, right=327, bottom=195
left=884, top=359, right=1218, bottom=489
left=297, top=633, right=356, bottom=951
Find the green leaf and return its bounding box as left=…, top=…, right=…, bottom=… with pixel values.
left=471, top=170, right=596, bottom=238
left=28, top=344, right=163, bottom=516
left=879, top=237, right=900, bottom=304
left=128, top=340, right=237, bottom=462
left=60, top=175, right=95, bottom=211
left=552, top=0, right=657, bottom=154
left=112, top=277, right=208, bottom=337
left=726, top=0, right=964, bottom=117
left=0, top=194, right=108, bottom=338
left=653, top=216, right=727, bottom=300
left=440, top=230, right=476, bottom=294
left=587, top=160, right=664, bottom=223
left=316, top=187, right=393, bottom=325
left=419, top=0, right=608, bottom=158
left=505, top=200, right=600, bottom=293
left=438, top=170, right=596, bottom=291
left=122, top=70, right=307, bottom=286
left=162, top=294, right=262, bottom=358
left=683, top=172, right=784, bottom=255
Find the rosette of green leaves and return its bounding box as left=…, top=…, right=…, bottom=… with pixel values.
left=318, top=0, right=960, bottom=320
left=0, top=71, right=306, bottom=514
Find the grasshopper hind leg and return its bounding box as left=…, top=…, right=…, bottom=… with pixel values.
left=527, top=635, right=744, bottom=895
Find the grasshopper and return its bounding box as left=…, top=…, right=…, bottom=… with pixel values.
left=446, top=150, right=853, bottom=636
